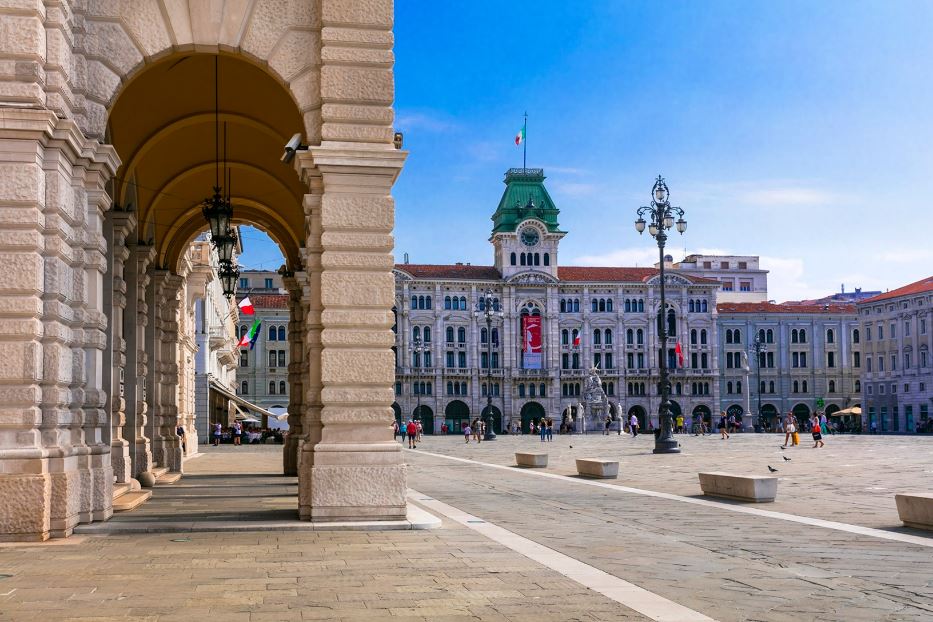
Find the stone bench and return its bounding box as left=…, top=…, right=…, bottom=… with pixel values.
left=698, top=472, right=777, bottom=503
left=575, top=458, right=619, bottom=479
left=515, top=452, right=548, bottom=468
left=895, top=493, right=933, bottom=530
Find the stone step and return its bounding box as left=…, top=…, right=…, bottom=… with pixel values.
left=112, top=490, right=152, bottom=512
left=156, top=472, right=182, bottom=485
left=112, top=482, right=133, bottom=501
left=151, top=466, right=169, bottom=479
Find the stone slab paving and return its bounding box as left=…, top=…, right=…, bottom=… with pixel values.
left=405, top=434, right=933, bottom=621
left=0, top=445, right=647, bottom=621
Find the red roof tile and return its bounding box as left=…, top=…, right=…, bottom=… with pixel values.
left=558, top=267, right=719, bottom=284
left=238, top=294, right=289, bottom=309
left=717, top=302, right=856, bottom=315
left=859, top=276, right=933, bottom=304
left=395, top=264, right=501, bottom=280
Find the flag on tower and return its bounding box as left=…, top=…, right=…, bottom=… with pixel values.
left=238, top=296, right=255, bottom=315
left=741, top=350, right=750, bottom=372
left=238, top=318, right=261, bottom=348
left=514, top=125, right=525, bottom=146
left=675, top=342, right=684, bottom=368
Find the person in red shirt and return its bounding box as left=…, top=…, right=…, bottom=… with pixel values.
left=406, top=420, right=418, bottom=449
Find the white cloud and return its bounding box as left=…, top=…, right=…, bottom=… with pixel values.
left=568, top=246, right=659, bottom=268
left=759, top=255, right=831, bottom=302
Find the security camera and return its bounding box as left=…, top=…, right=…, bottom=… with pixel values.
left=281, top=133, right=306, bottom=164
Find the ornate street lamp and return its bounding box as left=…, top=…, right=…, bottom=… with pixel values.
left=214, top=228, right=238, bottom=264
left=410, top=335, right=428, bottom=427
left=476, top=290, right=501, bottom=440
left=635, top=175, right=686, bottom=454
left=752, top=334, right=767, bottom=431
left=202, top=189, right=232, bottom=241
left=218, top=260, right=239, bottom=299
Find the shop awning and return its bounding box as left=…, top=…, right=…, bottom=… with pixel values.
left=830, top=406, right=862, bottom=417
left=209, top=378, right=278, bottom=419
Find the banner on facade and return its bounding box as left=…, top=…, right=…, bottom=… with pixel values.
left=522, top=315, right=542, bottom=369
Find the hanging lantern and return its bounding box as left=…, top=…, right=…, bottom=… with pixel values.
left=202, top=188, right=231, bottom=240
left=214, top=228, right=238, bottom=264
left=218, top=260, right=239, bottom=298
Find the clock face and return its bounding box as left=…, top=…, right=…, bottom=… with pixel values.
left=520, top=227, right=540, bottom=247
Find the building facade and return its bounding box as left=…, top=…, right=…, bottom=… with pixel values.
left=235, top=293, right=291, bottom=418
left=394, top=168, right=722, bottom=434
left=858, top=277, right=933, bottom=433
left=673, top=254, right=769, bottom=303
left=716, top=303, right=861, bottom=429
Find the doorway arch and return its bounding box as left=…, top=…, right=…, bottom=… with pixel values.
left=480, top=404, right=503, bottom=434
left=413, top=405, right=434, bottom=435
left=445, top=400, right=471, bottom=434
left=627, top=405, right=647, bottom=430
left=520, top=402, right=546, bottom=434
left=692, top=405, right=712, bottom=426
left=792, top=403, right=811, bottom=421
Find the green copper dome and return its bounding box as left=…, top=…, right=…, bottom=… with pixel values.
left=491, top=168, right=564, bottom=234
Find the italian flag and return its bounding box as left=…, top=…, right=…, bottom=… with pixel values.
left=238, top=296, right=254, bottom=315
left=238, top=318, right=261, bottom=348
left=515, top=126, right=525, bottom=146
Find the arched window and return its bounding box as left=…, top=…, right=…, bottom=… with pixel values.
left=540, top=383, right=546, bottom=396
left=481, top=327, right=488, bottom=343
left=691, top=329, right=698, bottom=345
left=569, top=299, right=576, bottom=312
left=800, top=329, right=807, bottom=343
left=768, top=380, right=774, bottom=393
left=277, top=326, right=285, bottom=341
left=493, top=298, right=500, bottom=311
left=543, top=253, right=550, bottom=266
left=571, top=328, right=579, bottom=344
left=279, top=381, right=286, bottom=394
left=802, top=380, right=808, bottom=393
left=760, top=380, right=766, bottom=393
left=626, top=329, right=634, bottom=345
left=599, top=299, right=606, bottom=312
left=638, top=300, right=645, bottom=313
left=826, top=329, right=834, bottom=344
left=446, top=326, right=454, bottom=343
left=758, top=328, right=765, bottom=343
left=592, top=298, right=598, bottom=312
left=520, top=253, right=526, bottom=266
left=593, top=329, right=601, bottom=345
left=792, top=329, right=799, bottom=343
left=727, top=381, right=733, bottom=394
left=459, top=296, right=467, bottom=310
left=625, top=299, right=632, bottom=313
left=269, top=326, right=277, bottom=341
left=241, top=381, right=248, bottom=394
left=726, top=330, right=733, bottom=344
left=828, top=380, right=836, bottom=393
left=423, top=327, right=431, bottom=342
left=605, top=329, right=613, bottom=345
left=855, top=380, right=861, bottom=392
left=534, top=253, right=540, bottom=266
left=447, top=381, right=453, bottom=395
left=560, top=299, right=566, bottom=313
left=606, top=299, right=613, bottom=312
left=734, top=329, right=741, bottom=344
left=444, top=296, right=451, bottom=310
left=700, top=329, right=707, bottom=345
left=457, top=327, right=466, bottom=343
left=853, top=329, right=860, bottom=344
left=736, top=380, right=742, bottom=394
left=412, top=326, right=421, bottom=341
left=518, top=383, right=526, bottom=397
left=239, top=324, right=248, bottom=338
left=529, top=384, right=536, bottom=397
left=766, top=329, right=774, bottom=343
left=637, top=329, right=644, bottom=345
left=689, top=300, right=695, bottom=313
left=793, top=381, right=799, bottom=393
left=269, top=381, right=276, bottom=395
left=426, top=296, right=433, bottom=309
left=510, top=252, right=516, bottom=266
left=491, top=327, right=499, bottom=342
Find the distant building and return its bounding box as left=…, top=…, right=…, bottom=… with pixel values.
left=783, top=285, right=882, bottom=306
left=672, top=254, right=769, bottom=303
left=234, top=292, right=291, bottom=422
left=857, top=276, right=933, bottom=433
left=716, top=303, right=860, bottom=430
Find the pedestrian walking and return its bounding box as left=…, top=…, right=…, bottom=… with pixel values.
left=416, top=420, right=423, bottom=442
left=546, top=418, right=553, bottom=442
left=676, top=415, right=684, bottom=434
left=820, top=412, right=829, bottom=435
left=406, top=420, right=417, bottom=449
left=718, top=411, right=730, bottom=439
left=176, top=424, right=187, bottom=455
left=629, top=413, right=639, bottom=438
left=811, top=417, right=825, bottom=448
left=870, top=420, right=877, bottom=434
left=463, top=423, right=472, bottom=443
left=233, top=420, right=242, bottom=446
left=392, top=419, right=399, bottom=440
left=471, top=418, right=482, bottom=443
left=212, top=421, right=222, bottom=447
left=727, top=412, right=737, bottom=434
left=539, top=418, right=547, bottom=442
left=604, top=414, right=612, bottom=435
left=782, top=413, right=795, bottom=448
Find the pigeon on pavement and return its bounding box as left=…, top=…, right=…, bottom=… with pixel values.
left=768, top=465, right=778, bottom=473
left=783, top=456, right=791, bottom=462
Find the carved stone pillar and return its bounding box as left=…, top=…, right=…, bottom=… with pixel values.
left=107, top=211, right=136, bottom=483
left=283, top=272, right=308, bottom=477
left=126, top=245, right=155, bottom=482
left=150, top=271, right=184, bottom=473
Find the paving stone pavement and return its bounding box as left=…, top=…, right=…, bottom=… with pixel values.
left=405, top=434, right=933, bottom=621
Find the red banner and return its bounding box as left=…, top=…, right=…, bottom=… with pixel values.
left=522, top=315, right=543, bottom=369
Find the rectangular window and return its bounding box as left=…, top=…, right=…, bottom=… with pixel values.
left=703, top=261, right=712, bottom=269
left=904, top=383, right=910, bottom=393
left=278, top=350, right=286, bottom=367
left=605, top=353, right=613, bottom=369
left=922, top=319, right=927, bottom=334
left=800, top=352, right=807, bottom=368
left=922, top=404, right=929, bottom=421
left=721, top=280, right=734, bottom=291
left=891, top=354, right=896, bottom=371
left=720, top=261, right=729, bottom=269
left=890, top=323, right=896, bottom=339
left=891, top=383, right=897, bottom=393
left=395, top=382, right=401, bottom=396
left=878, top=356, right=884, bottom=372
left=867, top=385, right=873, bottom=395
left=626, top=353, right=634, bottom=369
left=739, top=281, right=752, bottom=292
left=854, top=352, right=860, bottom=368
left=738, top=261, right=747, bottom=269
left=880, top=384, right=885, bottom=394
left=265, top=278, right=274, bottom=288
left=905, top=353, right=911, bottom=369
left=593, top=353, right=602, bottom=369
left=767, top=352, right=774, bottom=368
left=866, top=326, right=872, bottom=341
left=563, top=353, right=570, bottom=370
left=827, top=352, right=835, bottom=368
left=268, top=351, right=276, bottom=367
left=637, top=353, right=645, bottom=369
left=905, top=320, right=911, bottom=336
left=923, top=351, right=928, bottom=368
left=458, top=352, right=466, bottom=368
left=867, top=357, right=872, bottom=372
left=691, top=352, right=698, bottom=368
left=239, top=278, right=249, bottom=289
left=481, top=352, right=488, bottom=369
left=792, top=352, right=799, bottom=368
left=491, top=352, right=499, bottom=368
left=240, top=350, right=248, bottom=367
left=701, top=353, right=708, bottom=368
left=446, top=351, right=454, bottom=368
left=878, top=324, right=883, bottom=340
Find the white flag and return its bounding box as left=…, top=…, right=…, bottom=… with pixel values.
left=741, top=350, right=750, bottom=372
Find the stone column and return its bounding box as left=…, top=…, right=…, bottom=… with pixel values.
left=299, top=144, right=407, bottom=522
left=125, top=244, right=154, bottom=484
left=106, top=211, right=136, bottom=483
left=150, top=271, right=184, bottom=473
left=283, top=272, right=308, bottom=477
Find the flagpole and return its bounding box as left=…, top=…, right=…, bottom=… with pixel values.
left=523, top=111, right=527, bottom=171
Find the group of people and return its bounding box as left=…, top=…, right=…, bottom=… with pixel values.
left=393, top=419, right=423, bottom=448
left=780, top=411, right=829, bottom=448
left=463, top=418, right=488, bottom=443
left=531, top=418, right=555, bottom=441
left=208, top=421, right=284, bottom=446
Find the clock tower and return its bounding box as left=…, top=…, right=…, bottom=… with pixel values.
left=491, top=168, right=565, bottom=280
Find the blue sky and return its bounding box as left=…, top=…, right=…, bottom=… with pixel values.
left=241, top=0, right=933, bottom=302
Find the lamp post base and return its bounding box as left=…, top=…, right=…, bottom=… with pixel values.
left=484, top=431, right=497, bottom=441
left=652, top=436, right=681, bottom=454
